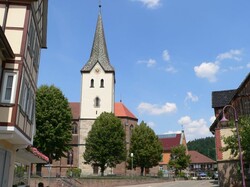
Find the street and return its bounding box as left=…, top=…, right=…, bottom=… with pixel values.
left=117, top=180, right=219, bottom=187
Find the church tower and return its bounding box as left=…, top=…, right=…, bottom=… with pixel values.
left=78, top=5, right=115, bottom=175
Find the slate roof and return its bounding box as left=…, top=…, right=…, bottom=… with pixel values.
left=189, top=150, right=216, bottom=164
left=81, top=11, right=114, bottom=73
left=211, top=89, right=236, bottom=108
left=114, top=102, right=138, bottom=120
left=158, top=133, right=182, bottom=151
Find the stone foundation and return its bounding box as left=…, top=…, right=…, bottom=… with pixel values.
left=30, top=176, right=169, bottom=187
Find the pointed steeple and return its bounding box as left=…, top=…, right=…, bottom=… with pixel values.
left=81, top=6, right=114, bottom=72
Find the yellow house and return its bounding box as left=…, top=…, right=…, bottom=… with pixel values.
left=158, top=131, right=187, bottom=172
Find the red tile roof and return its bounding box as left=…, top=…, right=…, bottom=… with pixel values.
left=158, top=133, right=182, bottom=151
left=114, top=102, right=138, bottom=120
left=69, top=102, right=80, bottom=119
left=69, top=102, right=137, bottom=120
left=29, top=147, right=49, bottom=163
left=189, top=150, right=216, bottom=164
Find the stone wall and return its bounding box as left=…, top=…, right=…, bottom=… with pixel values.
left=217, top=160, right=242, bottom=187
left=30, top=177, right=168, bottom=187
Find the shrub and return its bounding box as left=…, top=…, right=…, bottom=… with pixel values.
left=157, top=170, right=164, bottom=177
left=66, top=168, right=82, bottom=178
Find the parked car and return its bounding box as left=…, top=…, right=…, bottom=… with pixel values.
left=212, top=171, right=218, bottom=180
left=198, top=172, right=208, bottom=180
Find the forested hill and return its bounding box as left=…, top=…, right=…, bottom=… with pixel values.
left=187, top=137, right=216, bottom=161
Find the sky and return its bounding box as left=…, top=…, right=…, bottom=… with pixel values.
left=38, top=0, right=250, bottom=142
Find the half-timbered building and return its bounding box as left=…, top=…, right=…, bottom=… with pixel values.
left=210, top=72, right=250, bottom=187
left=0, top=1, right=48, bottom=186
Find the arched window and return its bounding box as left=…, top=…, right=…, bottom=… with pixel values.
left=94, top=97, right=100, bottom=107
left=129, top=125, right=134, bottom=140
left=72, top=122, right=77, bottom=134
left=100, top=79, right=104, bottom=88
left=67, top=151, right=73, bottom=165
left=90, top=79, right=94, bottom=88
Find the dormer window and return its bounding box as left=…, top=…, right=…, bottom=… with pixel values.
left=100, top=79, right=104, bottom=88
left=90, top=79, right=94, bottom=88
left=94, top=97, right=100, bottom=107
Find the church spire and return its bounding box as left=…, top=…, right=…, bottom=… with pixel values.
left=81, top=3, right=114, bottom=73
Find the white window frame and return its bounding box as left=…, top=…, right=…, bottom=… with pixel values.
left=1, top=71, right=18, bottom=104
left=28, top=20, right=35, bottom=57
left=27, top=89, right=34, bottom=121
left=20, top=80, right=29, bottom=111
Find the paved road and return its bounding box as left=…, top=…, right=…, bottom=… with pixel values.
left=117, top=180, right=219, bottom=187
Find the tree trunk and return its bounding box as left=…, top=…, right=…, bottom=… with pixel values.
left=101, top=166, right=105, bottom=176
left=140, top=166, right=144, bottom=176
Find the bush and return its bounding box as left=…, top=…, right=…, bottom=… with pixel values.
left=177, top=172, right=185, bottom=178
left=157, top=170, right=164, bottom=177
left=66, top=168, right=81, bottom=178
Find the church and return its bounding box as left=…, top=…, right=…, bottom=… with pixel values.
left=47, top=5, right=138, bottom=177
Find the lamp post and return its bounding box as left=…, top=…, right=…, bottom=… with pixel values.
left=221, top=105, right=246, bottom=187
left=44, top=164, right=51, bottom=187
left=131, top=153, right=134, bottom=177
left=69, top=152, right=73, bottom=183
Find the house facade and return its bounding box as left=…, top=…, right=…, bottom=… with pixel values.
left=210, top=73, right=250, bottom=187
left=0, top=0, right=48, bottom=186
left=157, top=131, right=187, bottom=175
left=188, top=150, right=216, bottom=176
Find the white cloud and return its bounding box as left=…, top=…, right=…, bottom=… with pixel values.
left=194, top=49, right=244, bottom=82
left=137, top=58, right=156, bottom=67
left=194, top=62, right=219, bottom=82
left=132, top=0, right=161, bottom=9
left=137, top=102, right=177, bottom=115
left=178, top=116, right=211, bottom=141
left=216, top=49, right=242, bottom=61
left=164, top=130, right=182, bottom=134
left=246, top=63, right=250, bottom=68
left=229, top=66, right=244, bottom=71
left=147, top=121, right=156, bottom=128
left=165, top=66, right=177, bottom=73
left=210, top=116, right=216, bottom=123
left=185, top=92, right=199, bottom=102
left=162, top=50, right=170, bottom=61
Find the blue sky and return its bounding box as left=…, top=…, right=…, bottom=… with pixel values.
left=38, top=0, right=250, bottom=141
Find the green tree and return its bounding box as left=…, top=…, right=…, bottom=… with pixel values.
left=168, top=145, right=191, bottom=176
left=34, top=85, right=72, bottom=163
left=223, top=116, right=250, bottom=161
left=129, top=121, right=163, bottom=176
left=187, top=137, right=216, bottom=160
left=83, top=112, right=126, bottom=176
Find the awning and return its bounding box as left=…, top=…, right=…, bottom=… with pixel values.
left=16, top=146, right=49, bottom=164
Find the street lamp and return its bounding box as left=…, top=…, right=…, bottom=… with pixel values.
left=69, top=152, right=73, bottom=183
left=220, top=105, right=246, bottom=187
left=131, top=153, right=134, bottom=177
left=44, top=164, right=51, bottom=187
